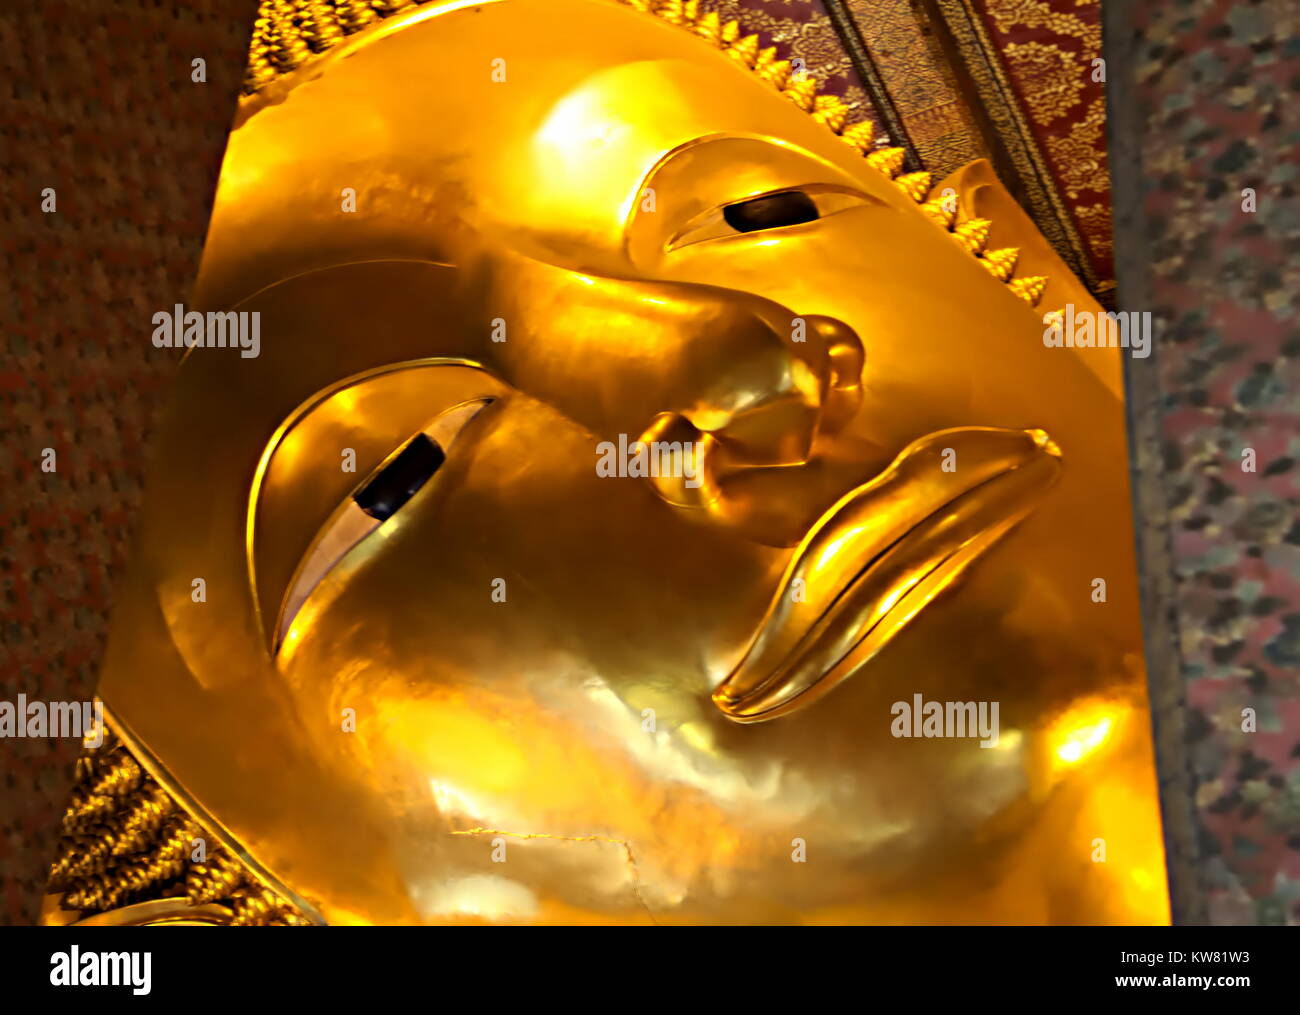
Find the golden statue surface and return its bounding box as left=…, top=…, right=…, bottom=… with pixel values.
left=44, top=0, right=1168, bottom=926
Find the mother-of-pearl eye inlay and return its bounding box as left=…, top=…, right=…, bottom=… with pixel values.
left=274, top=398, right=494, bottom=652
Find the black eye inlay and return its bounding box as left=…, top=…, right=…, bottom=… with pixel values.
left=723, top=191, right=819, bottom=233
left=353, top=433, right=446, bottom=522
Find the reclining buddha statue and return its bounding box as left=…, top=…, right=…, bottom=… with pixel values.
left=43, top=0, right=1169, bottom=925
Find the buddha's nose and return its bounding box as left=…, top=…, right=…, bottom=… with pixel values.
left=712, top=313, right=864, bottom=467
left=644, top=313, right=869, bottom=543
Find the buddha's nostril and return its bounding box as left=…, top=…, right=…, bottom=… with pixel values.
left=638, top=411, right=720, bottom=510
left=710, top=388, right=823, bottom=468
left=800, top=314, right=864, bottom=363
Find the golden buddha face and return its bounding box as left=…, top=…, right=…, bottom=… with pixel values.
left=102, top=0, right=1168, bottom=924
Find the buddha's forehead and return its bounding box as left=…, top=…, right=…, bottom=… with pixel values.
left=197, top=0, right=874, bottom=306
left=489, top=57, right=876, bottom=259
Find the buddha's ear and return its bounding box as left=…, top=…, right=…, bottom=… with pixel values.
left=935, top=159, right=1121, bottom=398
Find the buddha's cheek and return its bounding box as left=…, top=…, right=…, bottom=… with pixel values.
left=274, top=398, right=781, bottom=773
left=658, top=206, right=1144, bottom=671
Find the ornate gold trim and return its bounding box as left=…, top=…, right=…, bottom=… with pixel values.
left=921, top=0, right=1107, bottom=300
left=238, top=0, right=1052, bottom=309
left=45, top=713, right=316, bottom=927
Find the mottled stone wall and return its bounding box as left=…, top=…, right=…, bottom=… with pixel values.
left=1107, top=0, right=1300, bottom=925
left=0, top=0, right=256, bottom=924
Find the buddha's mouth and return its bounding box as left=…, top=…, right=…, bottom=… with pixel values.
left=712, top=426, right=1062, bottom=722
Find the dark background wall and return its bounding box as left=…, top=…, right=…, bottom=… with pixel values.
left=1, top=0, right=256, bottom=924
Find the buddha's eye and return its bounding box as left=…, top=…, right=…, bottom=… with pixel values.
left=723, top=191, right=820, bottom=233
left=667, top=185, right=874, bottom=251
left=353, top=433, right=444, bottom=522
left=274, top=397, right=493, bottom=651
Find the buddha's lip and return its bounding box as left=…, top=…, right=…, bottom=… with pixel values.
left=712, top=426, right=1061, bottom=723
